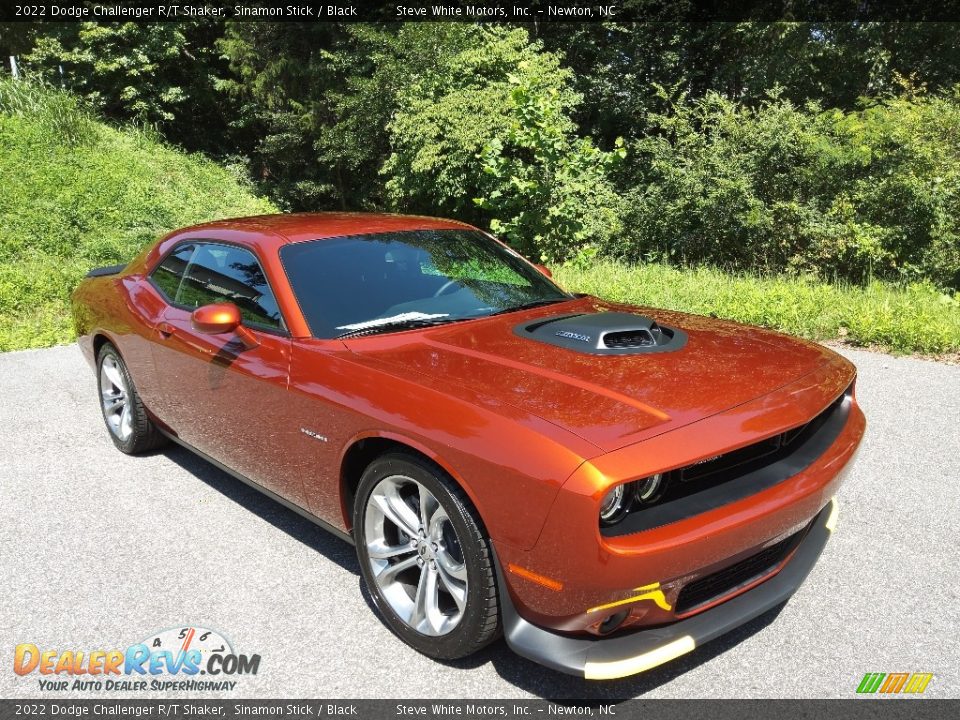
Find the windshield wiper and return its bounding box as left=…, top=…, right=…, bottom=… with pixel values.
left=336, top=317, right=462, bottom=339
left=338, top=298, right=570, bottom=338
left=487, top=298, right=569, bottom=317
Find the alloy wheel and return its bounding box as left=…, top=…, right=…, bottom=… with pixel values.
left=363, top=474, right=469, bottom=637
left=99, top=355, right=132, bottom=442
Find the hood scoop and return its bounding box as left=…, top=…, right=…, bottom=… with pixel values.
left=515, top=312, right=687, bottom=355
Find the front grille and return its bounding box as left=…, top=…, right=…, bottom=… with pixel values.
left=680, top=390, right=847, bottom=486
left=602, top=383, right=852, bottom=537
left=674, top=525, right=808, bottom=614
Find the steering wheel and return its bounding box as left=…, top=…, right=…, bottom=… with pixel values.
left=433, top=280, right=460, bottom=298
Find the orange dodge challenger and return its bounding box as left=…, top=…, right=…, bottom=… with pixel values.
left=72, top=213, right=865, bottom=679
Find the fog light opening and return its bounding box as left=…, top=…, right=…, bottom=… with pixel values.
left=598, top=610, right=629, bottom=635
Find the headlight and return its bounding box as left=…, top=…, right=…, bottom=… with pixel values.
left=599, top=474, right=668, bottom=527
left=599, top=484, right=628, bottom=525
left=635, top=473, right=664, bottom=504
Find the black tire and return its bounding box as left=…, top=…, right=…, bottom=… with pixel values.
left=96, top=343, right=168, bottom=455
left=353, top=452, right=500, bottom=660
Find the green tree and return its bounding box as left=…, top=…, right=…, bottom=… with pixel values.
left=217, top=23, right=476, bottom=211
left=536, top=22, right=960, bottom=148
left=317, top=24, right=477, bottom=210
left=216, top=22, right=346, bottom=208
left=620, top=87, right=960, bottom=289
left=384, top=26, right=622, bottom=258
left=16, top=22, right=234, bottom=153
left=384, top=28, right=567, bottom=216
left=474, top=74, right=625, bottom=261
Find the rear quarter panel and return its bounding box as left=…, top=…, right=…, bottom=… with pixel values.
left=71, top=272, right=166, bottom=407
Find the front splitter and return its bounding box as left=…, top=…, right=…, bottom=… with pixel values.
left=497, top=498, right=838, bottom=679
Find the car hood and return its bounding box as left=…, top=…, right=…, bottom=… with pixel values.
left=345, top=297, right=838, bottom=453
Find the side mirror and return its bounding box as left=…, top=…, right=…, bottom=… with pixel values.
left=534, top=263, right=553, bottom=278
left=191, top=303, right=241, bottom=334
left=191, top=303, right=259, bottom=348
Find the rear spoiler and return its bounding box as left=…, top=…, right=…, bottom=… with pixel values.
left=85, top=263, right=126, bottom=278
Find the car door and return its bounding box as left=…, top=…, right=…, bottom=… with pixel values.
left=147, top=241, right=307, bottom=506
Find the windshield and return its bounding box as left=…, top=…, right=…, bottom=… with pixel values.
left=280, top=229, right=571, bottom=339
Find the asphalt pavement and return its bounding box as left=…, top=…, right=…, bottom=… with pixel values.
left=0, top=343, right=957, bottom=699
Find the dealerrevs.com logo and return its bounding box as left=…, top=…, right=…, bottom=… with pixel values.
left=13, top=626, right=260, bottom=692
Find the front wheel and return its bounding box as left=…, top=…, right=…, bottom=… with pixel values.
left=354, top=453, right=500, bottom=659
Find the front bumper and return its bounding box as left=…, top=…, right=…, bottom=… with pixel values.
left=499, top=498, right=838, bottom=679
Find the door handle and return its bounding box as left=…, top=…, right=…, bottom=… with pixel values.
left=156, top=322, right=176, bottom=339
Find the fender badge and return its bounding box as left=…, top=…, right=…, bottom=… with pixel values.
left=300, top=428, right=328, bottom=442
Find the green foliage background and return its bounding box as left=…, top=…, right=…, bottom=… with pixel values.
left=0, top=80, right=275, bottom=350
left=1, top=21, right=959, bottom=352
left=619, top=88, right=960, bottom=289
left=556, top=261, right=960, bottom=355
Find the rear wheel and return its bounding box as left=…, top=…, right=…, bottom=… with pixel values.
left=97, top=343, right=167, bottom=454
left=354, top=452, right=500, bottom=659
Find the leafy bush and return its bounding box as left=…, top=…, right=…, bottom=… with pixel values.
left=0, top=79, right=276, bottom=351
left=619, top=87, right=960, bottom=290
left=474, top=73, right=625, bottom=261
left=383, top=27, right=623, bottom=261
left=555, top=260, right=960, bottom=355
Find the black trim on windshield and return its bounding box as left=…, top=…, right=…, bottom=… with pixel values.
left=279, top=229, right=571, bottom=339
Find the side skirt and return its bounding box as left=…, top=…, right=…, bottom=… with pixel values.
left=159, top=429, right=355, bottom=546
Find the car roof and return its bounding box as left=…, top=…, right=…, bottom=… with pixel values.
left=140, top=212, right=485, bottom=338
left=174, top=212, right=477, bottom=245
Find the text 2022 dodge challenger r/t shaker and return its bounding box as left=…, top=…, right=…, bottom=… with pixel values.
left=71, top=213, right=865, bottom=679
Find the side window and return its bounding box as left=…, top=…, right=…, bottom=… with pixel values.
left=150, top=244, right=195, bottom=302
left=176, top=244, right=285, bottom=331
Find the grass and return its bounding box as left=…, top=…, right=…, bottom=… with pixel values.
left=1, top=80, right=957, bottom=357
left=554, top=260, right=960, bottom=356
left=0, top=79, right=276, bottom=351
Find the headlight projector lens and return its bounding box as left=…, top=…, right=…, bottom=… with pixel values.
left=600, top=484, right=627, bottom=524
left=635, top=473, right=664, bottom=503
